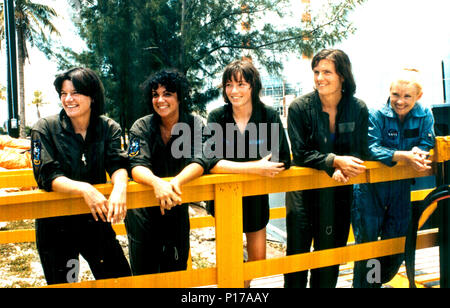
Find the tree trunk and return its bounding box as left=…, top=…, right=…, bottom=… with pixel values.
left=16, top=29, right=26, bottom=138
left=179, top=0, right=186, bottom=72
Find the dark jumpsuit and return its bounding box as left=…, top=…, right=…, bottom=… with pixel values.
left=31, top=110, right=131, bottom=285
left=284, top=91, right=369, bottom=288
left=125, top=112, right=207, bottom=275
left=204, top=103, right=291, bottom=233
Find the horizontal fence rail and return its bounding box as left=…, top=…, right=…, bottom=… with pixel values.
left=0, top=136, right=449, bottom=288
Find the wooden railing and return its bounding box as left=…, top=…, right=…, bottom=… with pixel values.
left=0, top=136, right=449, bottom=288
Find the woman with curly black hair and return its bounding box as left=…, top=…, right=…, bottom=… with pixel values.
left=125, top=69, right=207, bottom=275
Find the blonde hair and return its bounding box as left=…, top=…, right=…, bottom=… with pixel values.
left=390, top=68, right=423, bottom=95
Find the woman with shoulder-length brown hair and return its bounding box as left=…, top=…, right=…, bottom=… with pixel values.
left=284, top=49, right=369, bottom=288
left=205, top=59, right=291, bottom=288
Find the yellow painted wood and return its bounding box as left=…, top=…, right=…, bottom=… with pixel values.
left=367, top=163, right=434, bottom=184
left=47, top=267, right=217, bottom=288
left=0, top=169, right=36, bottom=188
left=0, top=188, right=435, bottom=245
left=214, top=182, right=244, bottom=288
left=243, top=230, right=438, bottom=281
left=0, top=181, right=214, bottom=222
left=435, top=137, right=450, bottom=162
left=190, top=215, right=215, bottom=229
left=0, top=229, right=35, bottom=244
left=411, top=188, right=434, bottom=202
left=0, top=136, right=448, bottom=288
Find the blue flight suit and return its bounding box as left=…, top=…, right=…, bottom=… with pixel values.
left=352, top=100, right=435, bottom=288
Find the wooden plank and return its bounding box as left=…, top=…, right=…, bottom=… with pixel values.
left=243, top=230, right=438, bottom=281
left=0, top=182, right=214, bottom=221
left=0, top=188, right=434, bottom=245
left=214, top=182, right=244, bottom=288
left=435, top=136, right=450, bottom=162
left=47, top=267, right=217, bottom=288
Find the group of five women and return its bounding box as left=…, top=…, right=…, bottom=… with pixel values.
left=30, top=48, right=435, bottom=288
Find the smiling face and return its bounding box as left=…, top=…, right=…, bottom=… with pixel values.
left=225, top=73, right=253, bottom=110
left=313, top=59, right=344, bottom=99
left=152, top=85, right=180, bottom=120
left=389, top=81, right=423, bottom=122
left=60, top=80, right=92, bottom=121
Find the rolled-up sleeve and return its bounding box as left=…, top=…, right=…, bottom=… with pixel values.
left=104, top=119, right=128, bottom=178
left=187, top=115, right=209, bottom=171
left=127, top=119, right=153, bottom=175
left=31, top=121, right=65, bottom=192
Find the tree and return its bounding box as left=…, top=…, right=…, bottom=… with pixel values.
left=58, top=0, right=365, bottom=132
left=30, top=89, right=47, bottom=119
left=0, top=0, right=60, bottom=137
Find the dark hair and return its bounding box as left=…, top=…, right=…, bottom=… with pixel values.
left=141, top=69, right=191, bottom=114
left=311, top=49, right=356, bottom=97
left=222, top=59, right=263, bottom=106
left=53, top=67, right=105, bottom=118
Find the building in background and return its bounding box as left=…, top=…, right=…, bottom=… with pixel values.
left=261, top=75, right=302, bottom=118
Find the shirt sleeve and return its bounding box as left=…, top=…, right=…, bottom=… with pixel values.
left=368, top=110, right=397, bottom=166
left=104, top=119, right=129, bottom=178
left=202, top=110, right=224, bottom=172
left=271, top=110, right=291, bottom=169
left=354, top=101, right=370, bottom=160
left=187, top=115, right=209, bottom=171
left=415, top=107, right=436, bottom=152
left=127, top=119, right=153, bottom=174
left=287, top=100, right=335, bottom=176
left=31, top=121, right=65, bottom=192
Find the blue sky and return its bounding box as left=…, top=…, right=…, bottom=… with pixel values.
left=1, top=0, right=450, bottom=127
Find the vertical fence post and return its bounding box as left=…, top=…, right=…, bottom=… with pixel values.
left=214, top=182, right=244, bottom=288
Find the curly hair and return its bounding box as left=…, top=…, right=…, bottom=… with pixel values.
left=141, top=69, right=192, bottom=114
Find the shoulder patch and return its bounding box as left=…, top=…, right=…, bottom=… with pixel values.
left=32, top=140, right=42, bottom=166
left=128, top=138, right=140, bottom=158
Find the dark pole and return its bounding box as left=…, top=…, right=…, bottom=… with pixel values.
left=4, top=0, right=19, bottom=138
left=442, top=60, right=447, bottom=104
left=437, top=160, right=450, bottom=288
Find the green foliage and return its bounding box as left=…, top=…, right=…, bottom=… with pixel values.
left=51, top=0, right=365, bottom=130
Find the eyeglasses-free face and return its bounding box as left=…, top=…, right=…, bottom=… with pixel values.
left=225, top=74, right=253, bottom=110
left=152, top=85, right=180, bottom=120
left=313, top=59, right=344, bottom=99
left=61, top=80, right=92, bottom=121
left=389, top=81, right=423, bottom=122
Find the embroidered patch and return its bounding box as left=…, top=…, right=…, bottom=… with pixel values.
left=32, top=140, right=42, bottom=166
left=387, top=129, right=399, bottom=140
left=128, top=138, right=140, bottom=157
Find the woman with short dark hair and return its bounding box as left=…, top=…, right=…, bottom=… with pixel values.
left=31, top=67, right=131, bottom=285
left=284, top=49, right=369, bottom=288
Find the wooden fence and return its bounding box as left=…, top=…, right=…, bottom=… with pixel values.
left=0, top=136, right=449, bottom=288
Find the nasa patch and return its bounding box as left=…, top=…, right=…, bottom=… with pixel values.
left=32, top=140, right=42, bottom=166
left=387, top=129, right=399, bottom=140
left=128, top=138, right=140, bottom=157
